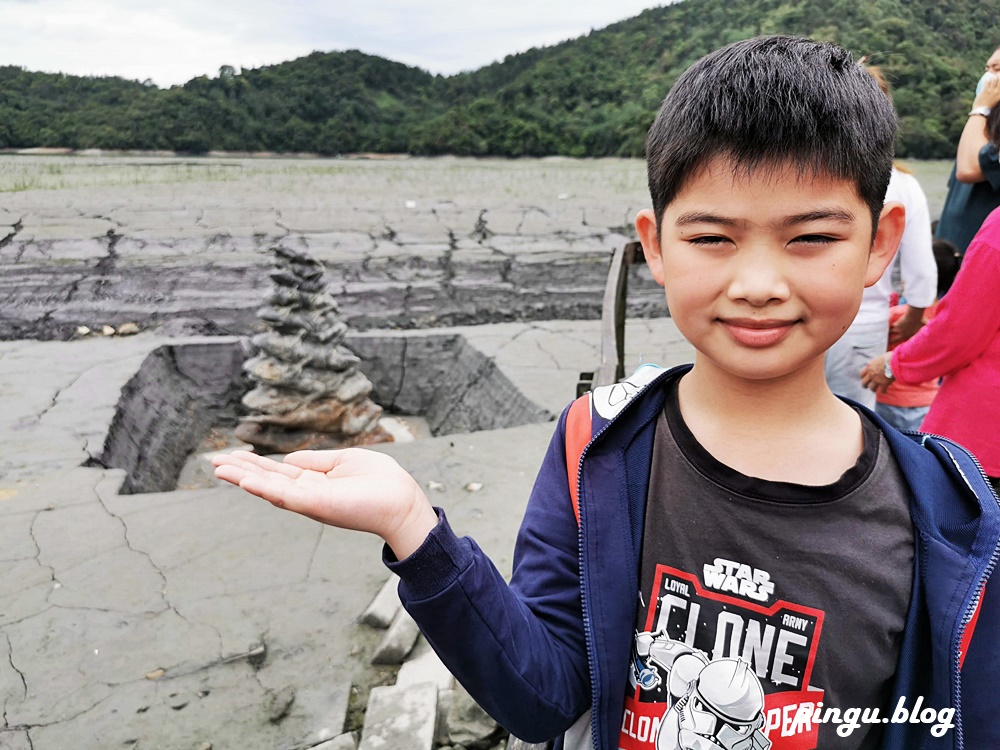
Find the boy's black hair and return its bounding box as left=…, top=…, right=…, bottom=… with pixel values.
left=646, top=36, right=897, bottom=237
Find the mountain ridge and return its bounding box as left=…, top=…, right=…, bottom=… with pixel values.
left=2, top=0, right=998, bottom=158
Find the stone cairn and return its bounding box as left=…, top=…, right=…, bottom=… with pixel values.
left=235, top=246, right=392, bottom=453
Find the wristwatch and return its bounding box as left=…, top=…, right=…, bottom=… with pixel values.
left=883, top=357, right=895, bottom=382
left=969, top=106, right=992, bottom=117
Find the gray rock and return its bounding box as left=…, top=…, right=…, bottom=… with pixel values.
left=371, top=609, right=420, bottom=665
left=257, top=307, right=344, bottom=341
left=435, top=688, right=454, bottom=747
left=241, top=385, right=310, bottom=415
left=269, top=269, right=325, bottom=292
left=395, top=638, right=453, bottom=691
left=243, top=354, right=304, bottom=386
left=445, top=684, right=500, bottom=749
left=239, top=246, right=390, bottom=453
left=273, top=244, right=319, bottom=266
left=266, top=685, right=296, bottom=723
left=360, top=574, right=401, bottom=629
left=252, top=333, right=358, bottom=370
left=243, top=358, right=371, bottom=400
left=358, top=683, right=437, bottom=750
left=311, top=732, right=359, bottom=750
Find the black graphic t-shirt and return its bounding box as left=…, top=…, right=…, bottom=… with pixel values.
left=620, top=379, right=914, bottom=750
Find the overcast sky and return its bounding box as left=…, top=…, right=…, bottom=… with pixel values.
left=4, top=1, right=669, bottom=87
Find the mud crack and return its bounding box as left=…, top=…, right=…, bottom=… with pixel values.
left=0, top=219, right=24, bottom=252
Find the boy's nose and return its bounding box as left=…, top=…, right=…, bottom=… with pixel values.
left=726, top=251, right=791, bottom=306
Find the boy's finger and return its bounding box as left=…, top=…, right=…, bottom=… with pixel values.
left=218, top=450, right=304, bottom=479
left=213, top=464, right=247, bottom=486
left=283, top=450, right=350, bottom=473
left=238, top=472, right=316, bottom=514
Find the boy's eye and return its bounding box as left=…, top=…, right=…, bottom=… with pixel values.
left=792, top=234, right=838, bottom=245
left=687, top=235, right=730, bottom=246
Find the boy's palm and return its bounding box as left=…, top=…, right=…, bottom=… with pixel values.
left=212, top=449, right=430, bottom=546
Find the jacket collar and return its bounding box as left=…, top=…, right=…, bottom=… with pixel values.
left=594, top=365, right=1000, bottom=565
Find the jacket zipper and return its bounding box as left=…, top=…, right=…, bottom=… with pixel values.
left=574, top=389, right=1000, bottom=749
left=575, top=366, right=676, bottom=750
left=917, top=431, right=1000, bottom=750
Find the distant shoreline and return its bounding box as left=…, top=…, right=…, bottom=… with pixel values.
left=0, top=147, right=415, bottom=160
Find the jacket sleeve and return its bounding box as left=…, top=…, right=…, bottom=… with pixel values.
left=891, top=216, right=1000, bottom=383
left=384, top=405, right=589, bottom=742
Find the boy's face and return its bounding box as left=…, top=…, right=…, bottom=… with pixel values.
left=636, top=156, right=904, bottom=385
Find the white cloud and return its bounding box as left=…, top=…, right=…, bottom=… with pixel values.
left=0, top=0, right=667, bottom=86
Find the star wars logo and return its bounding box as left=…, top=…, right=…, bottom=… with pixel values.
left=703, top=558, right=775, bottom=602
left=641, top=566, right=823, bottom=696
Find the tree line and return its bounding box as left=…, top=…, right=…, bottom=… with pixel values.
left=2, top=0, right=997, bottom=159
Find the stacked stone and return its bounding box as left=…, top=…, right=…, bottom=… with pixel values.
left=235, top=246, right=391, bottom=454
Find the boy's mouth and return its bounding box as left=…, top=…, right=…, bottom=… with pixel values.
left=718, top=317, right=797, bottom=347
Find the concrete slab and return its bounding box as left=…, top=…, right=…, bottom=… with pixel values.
left=0, top=730, right=32, bottom=750
left=395, top=638, right=454, bottom=692
left=360, top=574, right=401, bottom=629
left=313, top=733, right=360, bottom=750
left=359, top=682, right=437, bottom=750
left=371, top=609, right=421, bottom=665
left=444, top=684, right=501, bottom=748
left=0, top=508, right=40, bottom=562
left=0, top=556, right=52, bottom=629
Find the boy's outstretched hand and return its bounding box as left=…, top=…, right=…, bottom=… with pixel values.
left=212, top=449, right=438, bottom=560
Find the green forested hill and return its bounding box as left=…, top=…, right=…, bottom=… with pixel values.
left=2, top=0, right=998, bottom=158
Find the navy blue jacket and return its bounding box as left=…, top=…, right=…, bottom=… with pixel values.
left=387, top=365, right=1000, bottom=749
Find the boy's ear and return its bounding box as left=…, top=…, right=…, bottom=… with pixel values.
left=636, top=209, right=665, bottom=287
left=865, top=201, right=906, bottom=288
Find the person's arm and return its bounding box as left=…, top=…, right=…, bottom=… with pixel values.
left=390, top=409, right=590, bottom=740
left=213, top=410, right=591, bottom=742
left=890, top=305, right=926, bottom=344
left=890, top=175, right=936, bottom=345
left=862, top=218, right=1000, bottom=390
left=956, top=76, right=1000, bottom=183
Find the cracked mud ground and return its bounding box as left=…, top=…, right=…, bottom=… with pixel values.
left=0, top=321, right=694, bottom=750
left=0, top=156, right=671, bottom=341
left=0, top=155, right=697, bottom=749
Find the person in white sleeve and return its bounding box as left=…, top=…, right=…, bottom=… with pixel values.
left=825, top=66, right=937, bottom=409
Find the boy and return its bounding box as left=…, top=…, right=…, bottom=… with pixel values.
left=213, top=36, right=1000, bottom=750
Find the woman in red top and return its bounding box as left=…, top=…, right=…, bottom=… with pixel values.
left=873, top=239, right=962, bottom=431
left=863, top=208, right=1000, bottom=489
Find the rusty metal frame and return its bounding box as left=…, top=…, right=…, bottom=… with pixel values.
left=577, top=240, right=646, bottom=396
left=504, top=244, right=647, bottom=750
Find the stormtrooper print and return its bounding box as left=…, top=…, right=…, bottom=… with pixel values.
left=630, top=633, right=770, bottom=750
left=620, top=562, right=826, bottom=750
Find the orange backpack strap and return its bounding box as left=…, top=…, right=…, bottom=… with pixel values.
left=564, top=394, right=592, bottom=526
